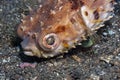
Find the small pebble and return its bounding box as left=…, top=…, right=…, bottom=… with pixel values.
left=108, top=30, right=115, bottom=35
left=103, top=32, right=108, bottom=36
left=0, top=9, right=2, bottom=12
left=90, top=74, right=100, bottom=80
left=0, top=52, right=3, bottom=54
left=2, top=59, right=7, bottom=63
left=115, top=53, right=120, bottom=61
left=99, top=71, right=106, bottom=75
left=47, top=63, right=53, bottom=67
left=100, top=55, right=114, bottom=63
left=118, top=29, right=120, bottom=31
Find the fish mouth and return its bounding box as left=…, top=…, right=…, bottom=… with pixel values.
left=23, top=50, right=34, bottom=56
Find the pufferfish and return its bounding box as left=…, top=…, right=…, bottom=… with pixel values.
left=17, top=0, right=115, bottom=58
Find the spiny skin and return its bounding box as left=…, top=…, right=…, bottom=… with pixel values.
left=17, top=0, right=115, bottom=58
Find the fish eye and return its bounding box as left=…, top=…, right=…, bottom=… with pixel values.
left=46, top=36, right=55, bottom=45
left=38, top=33, right=60, bottom=51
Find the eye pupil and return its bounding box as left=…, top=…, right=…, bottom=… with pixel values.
left=46, top=36, right=55, bottom=45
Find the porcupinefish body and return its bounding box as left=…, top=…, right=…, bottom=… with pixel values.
left=17, top=0, right=115, bottom=58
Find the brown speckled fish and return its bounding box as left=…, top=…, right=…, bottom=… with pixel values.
left=17, top=0, right=115, bottom=58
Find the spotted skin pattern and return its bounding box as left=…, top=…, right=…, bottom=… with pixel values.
left=17, top=0, right=115, bottom=58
